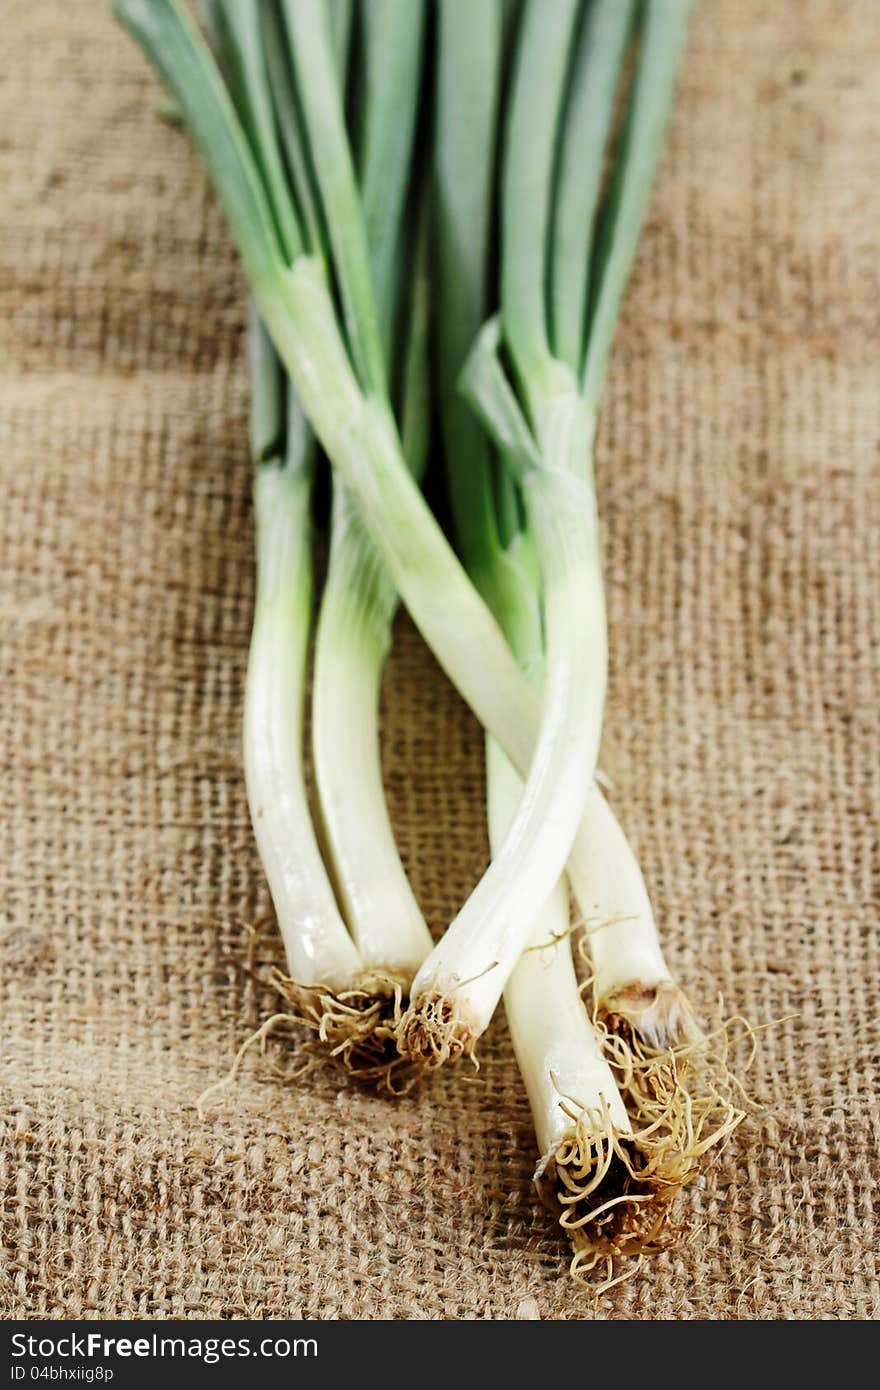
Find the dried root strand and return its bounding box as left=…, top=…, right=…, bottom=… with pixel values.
left=596, top=1001, right=747, bottom=1166
left=393, top=993, right=479, bottom=1070
left=574, top=935, right=747, bottom=1175
left=271, top=970, right=407, bottom=1078
left=197, top=969, right=414, bottom=1111
left=537, top=1093, right=697, bottom=1293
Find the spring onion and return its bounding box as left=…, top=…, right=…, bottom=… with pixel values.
left=430, top=0, right=702, bottom=1283
left=452, top=0, right=735, bottom=1087
left=400, top=0, right=701, bottom=1071
left=119, top=0, right=621, bottom=1075
left=244, top=312, right=371, bottom=1033
left=118, top=0, right=742, bottom=1269
left=395, top=1, right=608, bottom=1065
left=489, top=573, right=689, bottom=1288
left=309, top=0, right=435, bottom=1002
left=200, top=1, right=369, bottom=1032
left=201, top=0, right=435, bottom=1064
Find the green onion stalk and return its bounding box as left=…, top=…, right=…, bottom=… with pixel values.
left=243, top=311, right=377, bottom=1061
left=455, top=0, right=741, bottom=1154
left=489, top=558, right=694, bottom=1288
left=428, top=0, right=712, bottom=1284
left=402, top=0, right=691, bottom=1058
left=205, top=0, right=433, bottom=1069
left=309, top=2, right=437, bottom=1016
left=392, top=2, right=608, bottom=1064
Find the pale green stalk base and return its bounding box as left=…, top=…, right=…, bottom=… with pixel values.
left=245, top=465, right=411, bottom=1076
left=492, top=743, right=629, bottom=1153
left=245, top=465, right=361, bottom=991
left=312, top=485, right=433, bottom=985
left=397, top=451, right=606, bottom=1062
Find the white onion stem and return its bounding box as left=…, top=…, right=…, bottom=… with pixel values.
left=244, top=463, right=362, bottom=991
left=491, top=737, right=631, bottom=1157
left=311, top=484, right=433, bottom=984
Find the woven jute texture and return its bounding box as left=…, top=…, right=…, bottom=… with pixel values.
left=2, top=0, right=878, bottom=1320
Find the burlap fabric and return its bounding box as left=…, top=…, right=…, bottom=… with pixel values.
left=2, top=0, right=878, bottom=1320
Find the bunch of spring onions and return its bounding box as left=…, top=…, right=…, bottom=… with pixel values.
left=117, top=0, right=742, bottom=1288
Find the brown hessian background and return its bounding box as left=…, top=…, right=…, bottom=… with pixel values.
left=1, top=0, right=878, bottom=1319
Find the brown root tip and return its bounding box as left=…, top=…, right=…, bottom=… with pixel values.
left=197, top=971, right=416, bottom=1111
left=602, top=980, right=702, bottom=1051
left=271, top=971, right=409, bottom=1080
left=537, top=1100, right=691, bottom=1291
left=393, top=993, right=479, bottom=1070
